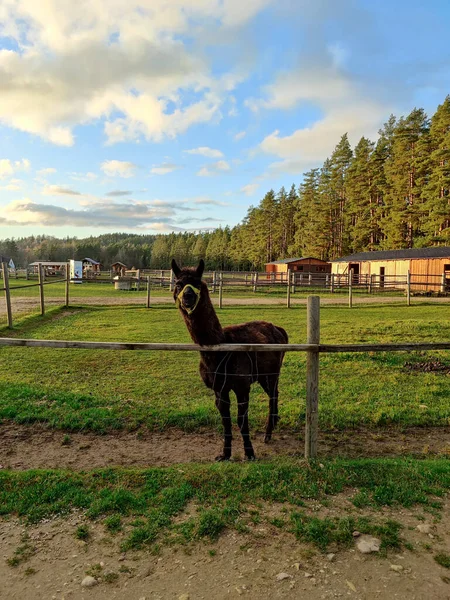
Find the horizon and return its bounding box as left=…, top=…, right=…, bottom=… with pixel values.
left=1, top=0, right=450, bottom=240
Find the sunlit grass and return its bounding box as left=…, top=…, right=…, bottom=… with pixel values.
left=0, top=304, right=449, bottom=432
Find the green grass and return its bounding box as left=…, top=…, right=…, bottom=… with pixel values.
left=435, top=552, right=450, bottom=568
left=0, top=304, right=450, bottom=432
left=0, top=459, right=448, bottom=552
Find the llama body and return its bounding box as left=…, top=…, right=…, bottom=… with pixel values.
left=172, top=259, right=288, bottom=461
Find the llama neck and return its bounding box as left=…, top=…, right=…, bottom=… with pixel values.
left=182, top=286, right=224, bottom=346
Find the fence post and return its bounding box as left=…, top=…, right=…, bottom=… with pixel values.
left=253, top=272, right=258, bottom=293
left=2, top=261, right=13, bottom=329
left=160, top=270, right=164, bottom=287
left=305, top=296, right=320, bottom=459
left=349, top=270, right=353, bottom=308
left=368, top=274, right=373, bottom=294
left=136, top=269, right=141, bottom=292
left=65, top=262, right=70, bottom=308
left=146, top=276, right=151, bottom=308
left=219, top=272, right=223, bottom=309
left=330, top=273, right=334, bottom=293
left=286, top=268, right=291, bottom=308
left=407, top=270, right=411, bottom=306
left=38, top=263, right=45, bottom=316
left=170, top=270, right=174, bottom=292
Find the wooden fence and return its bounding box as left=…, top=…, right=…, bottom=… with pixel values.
left=1, top=297, right=450, bottom=459
left=2, top=261, right=450, bottom=329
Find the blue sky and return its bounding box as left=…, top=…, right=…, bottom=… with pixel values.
left=0, top=0, right=449, bottom=239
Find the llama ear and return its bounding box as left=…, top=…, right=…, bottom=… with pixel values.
left=196, top=259, right=205, bottom=279
left=171, top=259, right=181, bottom=278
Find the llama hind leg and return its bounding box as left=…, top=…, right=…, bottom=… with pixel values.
left=215, top=392, right=232, bottom=461
left=260, top=375, right=280, bottom=443
left=237, top=391, right=255, bottom=460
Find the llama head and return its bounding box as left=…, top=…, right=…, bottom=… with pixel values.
left=171, top=259, right=205, bottom=315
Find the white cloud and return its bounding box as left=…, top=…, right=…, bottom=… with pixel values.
left=193, top=197, right=229, bottom=206
left=196, top=160, right=231, bottom=177
left=251, top=64, right=390, bottom=173
left=0, top=158, right=30, bottom=179
left=37, top=167, right=57, bottom=176
left=150, top=162, right=181, bottom=175
left=101, top=160, right=137, bottom=178
left=0, top=178, right=23, bottom=191
left=42, top=185, right=81, bottom=196
left=185, top=146, right=224, bottom=158
left=2, top=197, right=179, bottom=230
left=234, top=130, right=246, bottom=141
left=70, top=172, right=98, bottom=182
left=0, top=1, right=270, bottom=145
left=241, top=183, right=259, bottom=196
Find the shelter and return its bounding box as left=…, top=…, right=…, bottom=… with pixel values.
left=331, top=247, right=450, bottom=291
left=28, top=261, right=67, bottom=276
left=111, top=261, right=128, bottom=276
left=265, top=257, right=331, bottom=274
left=82, top=258, right=101, bottom=272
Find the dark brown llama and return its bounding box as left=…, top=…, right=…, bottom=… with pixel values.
left=172, top=259, right=288, bottom=461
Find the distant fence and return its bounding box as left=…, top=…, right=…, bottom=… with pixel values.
left=1, top=297, right=449, bottom=459
left=3, top=265, right=449, bottom=294
left=2, top=261, right=450, bottom=329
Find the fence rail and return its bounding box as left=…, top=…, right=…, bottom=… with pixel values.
left=1, top=297, right=449, bottom=459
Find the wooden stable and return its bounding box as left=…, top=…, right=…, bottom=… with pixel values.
left=265, top=257, right=331, bottom=275
left=332, top=247, right=450, bottom=291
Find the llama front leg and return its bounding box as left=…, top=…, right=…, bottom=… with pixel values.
left=215, top=391, right=232, bottom=461
left=237, top=391, right=255, bottom=460
left=261, top=375, right=280, bottom=443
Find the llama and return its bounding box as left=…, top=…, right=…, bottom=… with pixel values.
left=172, top=259, right=288, bottom=461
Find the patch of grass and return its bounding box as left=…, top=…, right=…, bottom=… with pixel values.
left=435, top=553, right=450, bottom=569
left=75, top=525, right=90, bottom=541
left=1, top=304, right=449, bottom=433
left=103, top=571, right=119, bottom=584
left=0, top=458, right=448, bottom=551
left=104, top=514, right=122, bottom=533
left=6, top=542, right=35, bottom=567
left=290, top=513, right=402, bottom=552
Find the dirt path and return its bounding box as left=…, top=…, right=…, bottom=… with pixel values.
left=2, top=293, right=450, bottom=319
left=1, top=423, right=449, bottom=470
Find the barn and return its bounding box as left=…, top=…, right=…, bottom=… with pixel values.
left=331, top=247, right=450, bottom=291
left=265, top=257, right=331, bottom=274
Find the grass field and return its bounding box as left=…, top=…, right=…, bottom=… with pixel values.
left=0, top=302, right=449, bottom=570
left=0, top=303, right=449, bottom=433
left=1, top=458, right=449, bottom=551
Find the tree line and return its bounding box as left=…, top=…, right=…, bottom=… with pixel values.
left=1, top=96, right=449, bottom=270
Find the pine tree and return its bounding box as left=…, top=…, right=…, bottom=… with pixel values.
left=345, top=137, right=376, bottom=252
left=329, top=134, right=353, bottom=256
left=382, top=109, right=430, bottom=248
left=422, top=96, right=450, bottom=244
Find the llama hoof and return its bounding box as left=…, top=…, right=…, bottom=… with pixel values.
left=215, top=454, right=231, bottom=462
left=245, top=454, right=256, bottom=461
left=264, top=434, right=272, bottom=443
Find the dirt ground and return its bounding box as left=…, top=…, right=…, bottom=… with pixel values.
left=0, top=424, right=449, bottom=599
left=0, top=423, right=448, bottom=470
left=1, top=495, right=449, bottom=600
